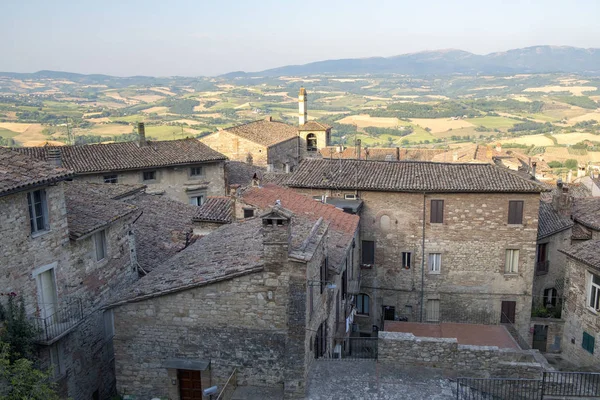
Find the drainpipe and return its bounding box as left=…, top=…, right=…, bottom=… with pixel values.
left=420, top=193, right=426, bottom=322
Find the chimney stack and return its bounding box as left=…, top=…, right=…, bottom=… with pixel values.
left=265, top=116, right=272, bottom=122
left=47, top=148, right=62, bottom=167
left=552, top=181, right=572, bottom=216
left=261, top=207, right=292, bottom=273
left=531, top=161, right=537, bottom=179
left=496, top=142, right=502, bottom=153
left=567, top=170, right=573, bottom=183
left=298, top=88, right=307, bottom=126
left=452, top=152, right=458, bottom=162
left=138, top=122, right=147, bottom=146
left=396, top=147, right=400, bottom=161
left=577, top=165, right=586, bottom=178
left=356, top=139, right=361, bottom=160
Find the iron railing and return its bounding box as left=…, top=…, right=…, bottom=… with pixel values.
left=535, top=261, right=549, bottom=275
left=457, top=372, right=600, bottom=399
left=31, top=299, right=83, bottom=345
left=216, top=368, right=237, bottom=400
left=344, top=337, right=378, bottom=359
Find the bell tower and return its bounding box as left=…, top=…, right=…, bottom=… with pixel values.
left=298, top=88, right=307, bottom=126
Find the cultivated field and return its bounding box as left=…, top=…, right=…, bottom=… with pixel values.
left=552, top=132, right=600, bottom=145
left=500, top=135, right=555, bottom=146
left=523, top=85, right=597, bottom=95
left=409, top=118, right=475, bottom=133
left=337, top=115, right=405, bottom=128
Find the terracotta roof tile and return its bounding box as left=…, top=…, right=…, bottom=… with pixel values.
left=572, top=198, right=600, bottom=231
left=17, top=138, right=226, bottom=174
left=298, top=120, right=331, bottom=131
left=537, top=202, right=573, bottom=239
left=193, top=197, right=232, bottom=223
left=286, top=158, right=547, bottom=193
left=559, top=239, right=600, bottom=271
left=0, top=147, right=73, bottom=196
left=222, top=119, right=298, bottom=147
left=319, top=147, right=446, bottom=162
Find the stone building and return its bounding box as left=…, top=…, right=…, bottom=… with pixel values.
left=107, top=195, right=359, bottom=399
left=200, top=117, right=300, bottom=171
left=319, top=145, right=445, bottom=162
left=560, top=240, right=600, bottom=368
left=0, top=148, right=140, bottom=399
left=285, top=158, right=546, bottom=339
left=18, top=125, right=227, bottom=205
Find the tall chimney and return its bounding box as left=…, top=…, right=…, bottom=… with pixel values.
left=396, top=147, right=400, bottom=161
left=577, top=165, right=586, bottom=178
left=356, top=139, right=361, bottom=160
left=261, top=207, right=292, bottom=273
left=552, top=181, right=572, bottom=216
left=298, top=88, right=307, bottom=126
left=531, top=161, right=537, bottom=178
left=452, top=152, right=458, bottom=162
left=47, top=148, right=62, bottom=167
left=496, top=142, right=502, bottom=153
left=567, top=170, right=573, bottom=183
left=138, top=122, right=147, bottom=146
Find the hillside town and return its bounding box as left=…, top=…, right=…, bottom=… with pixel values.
left=1, top=89, right=599, bottom=400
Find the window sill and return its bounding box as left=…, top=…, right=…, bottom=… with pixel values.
left=586, top=307, right=598, bottom=315
left=429, top=271, right=441, bottom=275
left=504, top=273, right=519, bottom=277
left=30, top=229, right=51, bottom=239
left=507, top=224, right=524, bottom=227
left=142, top=180, right=158, bottom=184
left=361, top=264, right=373, bottom=269
left=355, top=313, right=369, bottom=318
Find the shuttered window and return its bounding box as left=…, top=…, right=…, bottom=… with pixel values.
left=357, top=294, right=370, bottom=315
left=582, top=331, right=595, bottom=354
left=505, top=249, right=519, bottom=274
left=508, top=201, right=524, bottom=224
left=430, top=200, right=444, bottom=223
left=426, top=299, right=440, bottom=322
left=362, top=240, right=375, bottom=266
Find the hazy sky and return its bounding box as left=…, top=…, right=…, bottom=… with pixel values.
left=2, top=0, right=600, bottom=76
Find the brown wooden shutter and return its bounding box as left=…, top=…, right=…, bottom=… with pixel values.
left=508, top=201, right=524, bottom=224
left=431, top=200, right=444, bottom=223
left=362, top=241, right=375, bottom=265
left=501, top=301, right=516, bottom=323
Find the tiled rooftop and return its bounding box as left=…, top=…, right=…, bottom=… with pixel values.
left=298, top=120, right=331, bottom=131
left=0, top=147, right=73, bottom=196
left=17, top=138, right=226, bottom=174
left=222, top=119, right=298, bottom=147
left=537, top=202, right=573, bottom=240
left=319, top=147, right=447, bottom=162
left=240, top=184, right=359, bottom=270
left=559, top=239, right=600, bottom=271
left=193, top=196, right=232, bottom=223
left=572, top=198, right=600, bottom=231
left=540, top=183, right=592, bottom=202
left=285, top=158, right=546, bottom=193
left=63, top=182, right=138, bottom=240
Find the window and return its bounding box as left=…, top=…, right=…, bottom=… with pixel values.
left=94, top=230, right=107, bottom=261
left=341, top=270, right=347, bottom=300
left=536, top=243, right=549, bottom=275
left=430, top=200, right=444, bottom=223
left=35, top=265, right=58, bottom=319
left=505, top=249, right=519, bottom=274
left=344, top=194, right=357, bottom=200
left=357, top=294, right=370, bottom=315
left=426, top=299, right=440, bottom=322
left=50, top=342, right=65, bottom=378
left=306, top=133, right=317, bottom=151
left=501, top=300, right=516, bottom=323
left=582, top=332, right=595, bottom=354
left=142, top=170, right=156, bottom=181
left=543, top=288, right=558, bottom=307
left=312, top=195, right=323, bottom=202
left=361, top=240, right=375, bottom=266
left=380, top=214, right=391, bottom=230
left=27, top=189, right=49, bottom=234
left=401, top=252, right=412, bottom=269
left=190, top=166, right=203, bottom=177
left=189, top=195, right=204, bottom=206
left=508, top=200, right=524, bottom=224
left=243, top=209, right=254, bottom=218
left=103, top=174, right=118, bottom=184
left=103, top=310, right=115, bottom=362
left=428, top=253, right=441, bottom=274
left=320, top=258, right=328, bottom=294
left=588, top=273, right=600, bottom=312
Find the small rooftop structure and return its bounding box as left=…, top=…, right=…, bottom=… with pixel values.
left=193, top=196, right=233, bottom=224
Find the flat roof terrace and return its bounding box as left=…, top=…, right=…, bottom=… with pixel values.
left=383, top=322, right=520, bottom=350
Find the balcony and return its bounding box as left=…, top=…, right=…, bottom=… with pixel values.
left=31, top=300, right=84, bottom=345
left=536, top=260, right=549, bottom=275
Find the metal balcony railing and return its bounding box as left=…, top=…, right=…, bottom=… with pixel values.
left=536, top=260, right=549, bottom=275
left=31, top=299, right=84, bottom=345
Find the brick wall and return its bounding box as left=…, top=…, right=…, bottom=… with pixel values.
left=562, top=257, right=600, bottom=367
left=74, top=160, right=226, bottom=204
left=378, top=331, right=544, bottom=379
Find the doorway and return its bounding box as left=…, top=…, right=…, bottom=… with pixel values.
left=500, top=301, right=516, bottom=324
left=532, top=325, right=548, bottom=352
left=178, top=369, right=203, bottom=400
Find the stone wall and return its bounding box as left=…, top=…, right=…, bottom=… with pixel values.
left=562, top=257, right=600, bottom=368
left=529, top=318, right=564, bottom=353
left=533, top=228, right=571, bottom=305
left=0, top=182, right=138, bottom=400
left=292, top=188, right=539, bottom=339
left=378, top=331, right=544, bottom=379
left=73, top=160, right=226, bottom=204
left=267, top=138, right=300, bottom=171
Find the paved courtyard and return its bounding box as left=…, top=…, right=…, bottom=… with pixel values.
left=307, top=360, right=456, bottom=400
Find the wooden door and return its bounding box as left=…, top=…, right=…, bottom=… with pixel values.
left=532, top=325, right=548, bottom=352
left=179, top=369, right=203, bottom=400
left=500, top=301, right=516, bottom=324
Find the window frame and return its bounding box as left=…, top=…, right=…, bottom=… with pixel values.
left=401, top=251, right=412, bottom=269
left=426, top=299, right=440, bottom=322
left=356, top=293, right=370, bottom=315
left=189, top=194, right=205, bottom=206
left=94, top=229, right=107, bottom=262
left=588, top=273, right=600, bottom=313
left=306, top=133, right=318, bottom=151
left=142, top=170, right=157, bottom=182
left=27, top=189, right=49, bottom=235
left=505, top=249, right=520, bottom=274
left=508, top=200, right=524, bottom=225
left=582, top=331, right=595, bottom=354
left=361, top=240, right=375, bottom=267
left=428, top=253, right=442, bottom=274
left=103, top=174, right=118, bottom=184
left=189, top=166, right=204, bottom=178
left=430, top=199, right=444, bottom=224
left=243, top=209, right=254, bottom=218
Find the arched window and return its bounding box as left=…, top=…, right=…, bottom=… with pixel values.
left=380, top=214, right=391, bottom=230
left=357, top=293, right=370, bottom=315
left=307, top=133, right=317, bottom=151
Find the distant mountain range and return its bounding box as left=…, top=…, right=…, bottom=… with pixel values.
left=224, top=46, right=600, bottom=77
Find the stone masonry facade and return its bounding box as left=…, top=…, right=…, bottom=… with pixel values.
left=292, top=188, right=540, bottom=339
